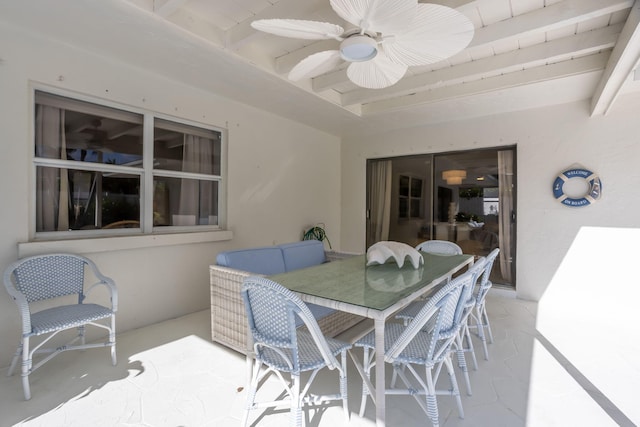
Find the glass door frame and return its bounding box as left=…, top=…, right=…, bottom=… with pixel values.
left=365, top=146, right=516, bottom=287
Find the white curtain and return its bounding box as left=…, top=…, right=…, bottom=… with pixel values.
left=179, top=135, right=213, bottom=223
left=368, top=160, right=392, bottom=244
left=35, top=105, right=69, bottom=232
left=497, top=150, right=513, bottom=282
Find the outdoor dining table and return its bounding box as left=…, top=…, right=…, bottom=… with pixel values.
left=269, top=251, right=474, bottom=427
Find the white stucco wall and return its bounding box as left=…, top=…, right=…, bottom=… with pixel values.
left=340, top=94, right=640, bottom=301
left=0, top=24, right=341, bottom=367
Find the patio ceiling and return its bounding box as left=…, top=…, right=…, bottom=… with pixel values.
left=2, top=0, right=640, bottom=136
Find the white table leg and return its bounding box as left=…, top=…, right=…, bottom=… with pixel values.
left=375, top=318, right=386, bottom=427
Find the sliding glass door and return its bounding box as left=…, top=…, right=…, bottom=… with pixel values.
left=366, top=147, right=516, bottom=287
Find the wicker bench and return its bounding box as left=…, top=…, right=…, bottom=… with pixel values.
left=210, top=248, right=365, bottom=355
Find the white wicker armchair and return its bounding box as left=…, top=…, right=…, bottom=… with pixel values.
left=3, top=253, right=117, bottom=400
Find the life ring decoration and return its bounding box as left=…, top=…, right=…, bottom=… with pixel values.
left=552, top=167, right=602, bottom=207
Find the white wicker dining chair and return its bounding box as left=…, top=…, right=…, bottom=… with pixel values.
left=241, top=277, right=351, bottom=427
left=401, top=240, right=465, bottom=311
left=355, top=270, right=475, bottom=427
left=393, top=258, right=486, bottom=396
left=396, top=240, right=463, bottom=323
left=414, top=240, right=463, bottom=292
left=451, top=257, right=486, bottom=394
left=415, top=239, right=463, bottom=255
left=468, top=248, right=500, bottom=360
left=3, top=253, right=118, bottom=400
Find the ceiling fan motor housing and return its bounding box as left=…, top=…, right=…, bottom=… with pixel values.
left=340, top=35, right=378, bottom=62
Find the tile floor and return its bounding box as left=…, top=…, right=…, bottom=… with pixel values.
left=0, top=291, right=542, bottom=426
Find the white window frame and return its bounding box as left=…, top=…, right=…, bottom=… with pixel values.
left=28, top=86, right=229, bottom=248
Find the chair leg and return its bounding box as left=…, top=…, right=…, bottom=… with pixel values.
left=241, top=358, right=262, bottom=427
left=454, top=334, right=472, bottom=396
left=475, top=305, right=490, bottom=360
left=110, top=316, right=117, bottom=366
left=425, top=366, right=440, bottom=427
left=78, top=325, right=86, bottom=346
left=290, top=373, right=302, bottom=427
left=463, top=321, right=478, bottom=370
left=390, top=364, right=398, bottom=389
left=339, top=350, right=350, bottom=421
left=359, top=347, right=373, bottom=417
left=443, top=356, right=464, bottom=419
left=7, top=342, right=22, bottom=377
left=21, top=337, right=32, bottom=401
left=481, top=303, right=494, bottom=344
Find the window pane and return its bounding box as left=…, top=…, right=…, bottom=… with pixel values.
left=153, top=176, right=219, bottom=227
left=410, top=178, right=422, bottom=198
left=153, top=119, right=221, bottom=175
left=410, top=199, right=421, bottom=218
left=399, top=175, right=409, bottom=197
left=36, top=166, right=140, bottom=232
left=35, top=92, right=143, bottom=166
left=399, top=198, right=408, bottom=218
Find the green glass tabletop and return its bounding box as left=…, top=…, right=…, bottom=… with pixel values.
left=269, top=253, right=472, bottom=311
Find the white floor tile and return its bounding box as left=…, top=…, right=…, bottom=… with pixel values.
left=0, top=293, right=630, bottom=427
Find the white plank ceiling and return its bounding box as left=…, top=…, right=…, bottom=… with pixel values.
left=1, top=0, right=640, bottom=136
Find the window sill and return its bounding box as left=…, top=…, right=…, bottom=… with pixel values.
left=18, top=230, right=233, bottom=258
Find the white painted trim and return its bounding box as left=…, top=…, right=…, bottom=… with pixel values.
left=17, top=230, right=233, bottom=257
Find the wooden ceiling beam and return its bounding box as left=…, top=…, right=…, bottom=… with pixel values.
left=470, top=0, right=632, bottom=47
left=338, top=23, right=622, bottom=105
left=591, top=0, right=640, bottom=115
left=362, top=52, right=609, bottom=114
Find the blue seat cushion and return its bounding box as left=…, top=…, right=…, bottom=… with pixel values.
left=295, top=304, right=337, bottom=328
left=280, top=240, right=326, bottom=272
left=216, top=247, right=286, bottom=275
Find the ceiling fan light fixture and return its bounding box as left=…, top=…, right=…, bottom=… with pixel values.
left=340, top=35, right=378, bottom=62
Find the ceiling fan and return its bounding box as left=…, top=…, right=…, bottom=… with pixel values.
left=251, top=0, right=475, bottom=89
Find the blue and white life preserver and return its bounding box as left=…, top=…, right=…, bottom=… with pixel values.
left=552, top=168, right=602, bottom=207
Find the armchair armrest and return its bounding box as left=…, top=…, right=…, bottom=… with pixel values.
left=3, top=262, right=32, bottom=335
left=84, top=258, right=118, bottom=312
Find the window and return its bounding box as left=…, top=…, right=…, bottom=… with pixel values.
left=398, top=175, right=423, bottom=218
left=34, top=90, right=224, bottom=237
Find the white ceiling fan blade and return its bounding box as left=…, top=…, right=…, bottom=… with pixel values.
left=383, top=4, right=475, bottom=66
left=347, top=55, right=408, bottom=89
left=330, top=0, right=416, bottom=35
left=289, top=50, right=343, bottom=81
left=251, top=19, right=344, bottom=40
